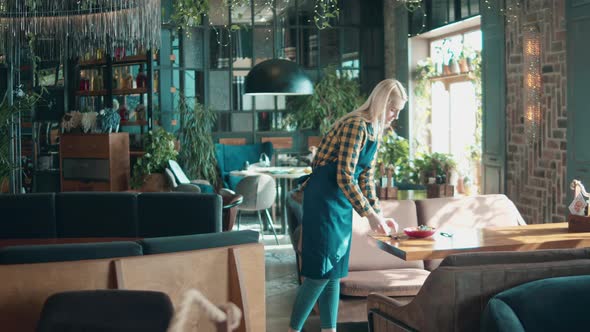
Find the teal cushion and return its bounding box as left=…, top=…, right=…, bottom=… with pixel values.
left=481, top=275, right=590, bottom=332
left=196, top=183, right=215, bottom=193
left=0, top=193, right=57, bottom=239
left=0, top=241, right=143, bottom=264
left=139, top=230, right=259, bottom=254
left=215, top=143, right=273, bottom=189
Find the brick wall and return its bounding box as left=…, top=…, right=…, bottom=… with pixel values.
left=505, top=0, right=567, bottom=223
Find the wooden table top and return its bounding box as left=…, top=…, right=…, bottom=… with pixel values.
left=0, top=237, right=139, bottom=249
left=370, top=222, right=590, bottom=261
left=231, top=166, right=310, bottom=179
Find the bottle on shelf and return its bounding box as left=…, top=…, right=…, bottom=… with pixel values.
left=113, top=69, right=119, bottom=89
left=153, top=70, right=159, bottom=93
left=125, top=68, right=134, bottom=89
left=118, top=97, right=128, bottom=121
left=93, top=70, right=103, bottom=91
left=136, top=65, right=148, bottom=89
left=118, top=69, right=126, bottom=90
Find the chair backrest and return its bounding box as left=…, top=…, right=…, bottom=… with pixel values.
left=349, top=200, right=424, bottom=271
left=56, top=192, right=139, bottom=238
left=0, top=241, right=143, bottom=265
left=0, top=258, right=117, bottom=331
left=481, top=275, right=590, bottom=332
left=168, top=160, right=191, bottom=185
left=116, top=243, right=265, bottom=332
left=137, top=192, right=222, bottom=237
left=139, top=230, right=260, bottom=254
left=215, top=142, right=274, bottom=188
left=36, top=290, right=174, bottom=332
left=235, top=174, right=276, bottom=211
left=0, top=193, right=57, bottom=239
left=165, top=168, right=179, bottom=188
left=392, top=256, right=590, bottom=332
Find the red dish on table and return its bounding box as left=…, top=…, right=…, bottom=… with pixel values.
left=403, top=227, right=436, bottom=238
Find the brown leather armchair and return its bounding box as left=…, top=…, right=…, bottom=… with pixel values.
left=219, top=188, right=243, bottom=231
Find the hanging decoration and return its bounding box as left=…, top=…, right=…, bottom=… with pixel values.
left=397, top=0, right=423, bottom=12
left=483, top=0, right=521, bottom=23
left=523, top=24, right=541, bottom=145
left=314, top=0, right=339, bottom=30
left=0, top=0, right=161, bottom=59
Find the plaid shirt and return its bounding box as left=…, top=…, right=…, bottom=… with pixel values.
left=304, top=115, right=380, bottom=217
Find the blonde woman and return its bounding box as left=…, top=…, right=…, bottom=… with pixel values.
left=289, top=79, right=407, bottom=332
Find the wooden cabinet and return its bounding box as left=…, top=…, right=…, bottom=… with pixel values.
left=60, top=133, right=130, bottom=192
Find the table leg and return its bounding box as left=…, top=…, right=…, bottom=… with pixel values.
left=280, top=178, right=288, bottom=235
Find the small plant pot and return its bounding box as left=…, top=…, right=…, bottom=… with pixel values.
left=443, top=64, right=451, bottom=76
left=459, top=59, right=469, bottom=73
left=140, top=173, right=169, bottom=192
left=449, top=60, right=460, bottom=74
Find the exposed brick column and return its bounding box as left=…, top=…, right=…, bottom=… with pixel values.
left=505, top=0, right=567, bottom=223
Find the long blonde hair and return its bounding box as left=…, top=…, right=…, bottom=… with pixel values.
left=347, top=79, right=407, bottom=136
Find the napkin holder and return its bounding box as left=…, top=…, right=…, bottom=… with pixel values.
left=568, top=214, right=590, bottom=233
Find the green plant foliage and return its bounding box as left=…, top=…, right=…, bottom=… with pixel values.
left=171, top=0, right=209, bottom=31
left=413, top=152, right=456, bottom=184
left=376, top=131, right=415, bottom=184
left=131, top=128, right=179, bottom=189
left=176, top=93, right=219, bottom=188
left=0, top=89, right=44, bottom=182
left=287, top=67, right=365, bottom=135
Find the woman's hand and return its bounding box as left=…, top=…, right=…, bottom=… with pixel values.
left=367, top=211, right=399, bottom=235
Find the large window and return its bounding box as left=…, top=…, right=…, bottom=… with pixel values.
left=158, top=0, right=384, bottom=155
left=411, top=27, right=482, bottom=194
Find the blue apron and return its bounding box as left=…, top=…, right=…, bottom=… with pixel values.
left=300, top=135, right=378, bottom=279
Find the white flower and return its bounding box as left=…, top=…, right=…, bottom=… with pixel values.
left=61, top=111, right=82, bottom=132
left=81, top=112, right=98, bottom=133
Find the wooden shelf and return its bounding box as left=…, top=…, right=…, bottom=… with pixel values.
left=75, top=87, right=147, bottom=97
left=113, top=55, right=149, bottom=66
left=113, top=87, right=148, bottom=96
left=120, top=120, right=148, bottom=127
left=129, top=150, right=146, bottom=157
left=429, top=72, right=474, bottom=87
left=79, top=55, right=148, bottom=68
left=75, top=89, right=107, bottom=96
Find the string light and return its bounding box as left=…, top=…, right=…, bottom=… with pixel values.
left=314, top=0, right=339, bottom=30
left=523, top=24, right=541, bottom=145
left=483, top=0, right=521, bottom=23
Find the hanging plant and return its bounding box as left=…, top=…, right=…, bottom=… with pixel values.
left=172, top=0, right=210, bottom=32
left=314, top=0, right=340, bottom=30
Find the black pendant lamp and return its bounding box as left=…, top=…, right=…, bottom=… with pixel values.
left=244, top=59, right=314, bottom=95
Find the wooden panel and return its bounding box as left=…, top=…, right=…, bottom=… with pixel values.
left=261, top=137, right=293, bottom=150
left=307, top=136, right=322, bottom=147
left=109, top=133, right=130, bottom=191
left=116, top=243, right=265, bottom=332
left=371, top=223, right=590, bottom=261
left=567, top=4, right=590, bottom=202
left=60, top=134, right=110, bottom=158
left=0, top=259, right=116, bottom=332
left=481, top=0, right=506, bottom=194
left=219, top=138, right=247, bottom=145
left=61, top=180, right=111, bottom=192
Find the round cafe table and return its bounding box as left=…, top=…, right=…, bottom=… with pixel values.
left=230, top=166, right=309, bottom=234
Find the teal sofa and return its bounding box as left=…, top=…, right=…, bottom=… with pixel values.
left=0, top=230, right=260, bottom=264
left=481, top=275, right=590, bottom=332
left=0, top=192, right=222, bottom=239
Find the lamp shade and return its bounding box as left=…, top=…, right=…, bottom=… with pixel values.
left=244, top=59, right=314, bottom=95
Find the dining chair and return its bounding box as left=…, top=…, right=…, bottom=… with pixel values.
left=234, top=174, right=279, bottom=244
left=36, top=290, right=174, bottom=332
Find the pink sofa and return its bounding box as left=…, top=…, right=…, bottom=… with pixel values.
left=287, top=194, right=527, bottom=323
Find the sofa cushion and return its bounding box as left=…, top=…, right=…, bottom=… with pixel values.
left=139, top=230, right=260, bottom=254
left=0, top=241, right=143, bottom=264
left=415, top=194, right=526, bottom=230
left=440, top=248, right=590, bottom=267
left=349, top=200, right=424, bottom=271
left=416, top=194, right=526, bottom=270
left=56, top=192, right=138, bottom=238
left=0, top=193, right=56, bottom=239
left=137, top=192, right=222, bottom=237
left=340, top=268, right=430, bottom=297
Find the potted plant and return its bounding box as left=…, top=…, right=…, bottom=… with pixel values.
left=414, top=152, right=457, bottom=198
left=131, top=128, right=178, bottom=191
left=286, top=66, right=365, bottom=135
left=176, top=93, right=219, bottom=190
